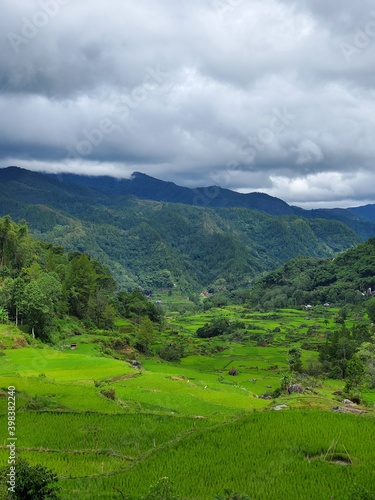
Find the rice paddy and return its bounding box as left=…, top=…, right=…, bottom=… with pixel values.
left=0, top=307, right=374, bottom=499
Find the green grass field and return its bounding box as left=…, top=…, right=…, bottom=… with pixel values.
left=0, top=306, right=374, bottom=499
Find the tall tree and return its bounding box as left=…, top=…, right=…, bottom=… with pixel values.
left=288, top=347, right=303, bottom=373
left=65, top=254, right=97, bottom=318
left=344, top=355, right=365, bottom=393
left=20, top=282, right=52, bottom=340
left=135, top=317, right=155, bottom=354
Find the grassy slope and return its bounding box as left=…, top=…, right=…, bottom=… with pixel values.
left=0, top=308, right=374, bottom=499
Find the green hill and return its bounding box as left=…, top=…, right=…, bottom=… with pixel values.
left=247, top=237, right=375, bottom=309
left=0, top=167, right=365, bottom=292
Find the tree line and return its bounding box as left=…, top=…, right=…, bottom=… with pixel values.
left=0, top=216, right=163, bottom=341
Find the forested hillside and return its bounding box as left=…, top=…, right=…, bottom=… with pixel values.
left=0, top=216, right=161, bottom=341
left=0, top=167, right=366, bottom=293
left=246, top=237, right=375, bottom=309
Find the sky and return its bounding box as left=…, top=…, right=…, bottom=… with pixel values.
left=1, top=0, right=375, bottom=208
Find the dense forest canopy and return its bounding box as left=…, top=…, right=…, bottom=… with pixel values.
left=0, top=216, right=163, bottom=341
left=0, top=167, right=369, bottom=293
left=243, top=237, right=375, bottom=310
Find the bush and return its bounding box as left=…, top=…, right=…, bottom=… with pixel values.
left=0, top=459, right=60, bottom=499
left=305, top=358, right=324, bottom=376
left=142, top=477, right=180, bottom=500
left=197, top=318, right=230, bottom=338
left=158, top=342, right=185, bottom=361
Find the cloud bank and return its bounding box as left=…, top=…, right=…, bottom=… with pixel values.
left=1, top=0, right=375, bottom=207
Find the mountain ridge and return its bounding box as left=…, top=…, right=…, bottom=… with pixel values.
left=0, top=166, right=373, bottom=292
left=46, top=169, right=295, bottom=216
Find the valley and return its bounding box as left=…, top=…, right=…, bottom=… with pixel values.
left=0, top=302, right=375, bottom=498
left=0, top=172, right=374, bottom=499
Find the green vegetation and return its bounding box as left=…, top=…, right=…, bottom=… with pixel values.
left=0, top=214, right=375, bottom=499
left=243, top=237, right=375, bottom=309
left=0, top=459, right=60, bottom=499
left=0, top=169, right=365, bottom=292
left=0, top=217, right=163, bottom=343
left=0, top=300, right=374, bottom=498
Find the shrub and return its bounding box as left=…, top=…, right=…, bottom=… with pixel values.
left=0, top=459, right=60, bottom=499
left=158, top=342, right=185, bottom=362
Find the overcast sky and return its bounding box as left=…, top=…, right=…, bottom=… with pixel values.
left=1, top=0, right=375, bottom=208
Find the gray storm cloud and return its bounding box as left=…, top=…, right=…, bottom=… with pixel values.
left=1, top=0, right=375, bottom=207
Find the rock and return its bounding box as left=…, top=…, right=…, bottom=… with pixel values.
left=260, top=394, right=272, bottom=400
left=274, top=404, right=288, bottom=411
left=126, top=359, right=142, bottom=369
left=287, top=383, right=303, bottom=394
left=343, top=399, right=354, bottom=406
left=332, top=406, right=367, bottom=414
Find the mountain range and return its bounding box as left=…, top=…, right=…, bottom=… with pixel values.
left=1, top=166, right=375, bottom=292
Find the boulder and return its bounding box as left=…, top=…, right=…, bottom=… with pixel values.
left=274, top=404, right=288, bottom=411
left=126, top=359, right=142, bottom=369
left=343, top=399, right=354, bottom=406
left=260, top=394, right=272, bottom=400
left=288, top=383, right=303, bottom=394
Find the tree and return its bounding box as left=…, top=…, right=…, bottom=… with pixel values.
left=1, top=459, right=60, bottom=499
left=0, top=278, right=26, bottom=326
left=319, top=325, right=357, bottom=379
left=196, top=318, right=231, bottom=338
left=20, top=282, right=52, bottom=340
left=116, top=290, right=164, bottom=325
left=88, top=291, right=115, bottom=329
left=280, top=373, right=293, bottom=393
left=344, top=355, right=365, bottom=393
left=288, top=347, right=302, bottom=373
left=0, top=307, right=8, bottom=324
left=357, top=337, right=375, bottom=388
left=158, top=342, right=185, bottom=361
left=135, top=317, right=155, bottom=354
left=65, top=254, right=97, bottom=319
left=366, top=297, right=375, bottom=323
left=36, top=273, right=63, bottom=313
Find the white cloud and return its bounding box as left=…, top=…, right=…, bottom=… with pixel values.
left=1, top=0, right=375, bottom=206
